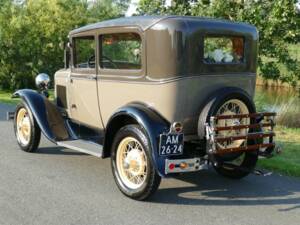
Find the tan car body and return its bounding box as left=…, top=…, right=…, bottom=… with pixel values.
left=55, top=16, right=258, bottom=139
left=13, top=16, right=277, bottom=198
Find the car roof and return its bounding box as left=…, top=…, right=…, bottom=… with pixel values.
left=69, top=16, right=255, bottom=35
left=69, top=16, right=168, bottom=35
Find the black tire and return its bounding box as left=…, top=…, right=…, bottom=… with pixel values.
left=14, top=102, right=41, bottom=152
left=111, top=125, right=161, bottom=200
left=198, top=88, right=258, bottom=179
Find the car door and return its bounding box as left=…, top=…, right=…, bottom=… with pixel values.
left=97, top=28, right=145, bottom=126
left=69, top=32, right=103, bottom=129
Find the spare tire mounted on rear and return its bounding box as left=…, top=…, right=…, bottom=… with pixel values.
left=198, top=88, right=259, bottom=179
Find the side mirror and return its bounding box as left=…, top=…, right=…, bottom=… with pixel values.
left=35, top=73, right=50, bottom=98
left=64, top=42, right=71, bottom=69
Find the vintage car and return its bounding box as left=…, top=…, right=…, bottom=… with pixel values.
left=11, top=16, right=276, bottom=200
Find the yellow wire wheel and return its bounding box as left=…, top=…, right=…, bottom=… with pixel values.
left=116, top=136, right=148, bottom=189
left=14, top=102, right=41, bottom=152
left=216, top=99, right=250, bottom=149
left=16, top=107, right=32, bottom=146
left=111, top=125, right=161, bottom=200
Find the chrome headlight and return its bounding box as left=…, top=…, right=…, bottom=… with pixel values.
left=35, top=73, right=50, bottom=90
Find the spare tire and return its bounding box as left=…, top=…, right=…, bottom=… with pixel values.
left=198, top=87, right=258, bottom=179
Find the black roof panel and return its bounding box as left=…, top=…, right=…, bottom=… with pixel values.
left=69, top=16, right=255, bottom=35
left=69, top=16, right=168, bottom=35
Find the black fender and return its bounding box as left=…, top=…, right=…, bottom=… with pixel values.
left=13, top=89, right=69, bottom=143
left=103, top=103, right=170, bottom=177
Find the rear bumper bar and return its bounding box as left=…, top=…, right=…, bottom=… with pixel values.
left=165, top=158, right=207, bottom=174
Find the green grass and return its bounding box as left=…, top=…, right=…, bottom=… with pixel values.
left=258, top=126, right=300, bottom=177
left=0, top=90, right=20, bottom=104
left=0, top=89, right=54, bottom=105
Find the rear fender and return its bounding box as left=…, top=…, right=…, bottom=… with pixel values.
left=104, top=103, right=170, bottom=177
left=13, top=89, right=69, bottom=143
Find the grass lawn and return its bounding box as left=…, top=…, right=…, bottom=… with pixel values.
left=0, top=89, right=53, bottom=104
left=258, top=126, right=300, bottom=177
left=0, top=90, right=20, bottom=104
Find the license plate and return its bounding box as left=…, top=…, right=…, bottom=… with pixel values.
left=159, top=133, right=184, bottom=156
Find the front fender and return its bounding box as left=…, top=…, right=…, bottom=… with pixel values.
left=13, top=89, right=69, bottom=143
left=104, top=103, right=170, bottom=177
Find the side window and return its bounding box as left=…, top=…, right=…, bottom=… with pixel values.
left=73, top=36, right=95, bottom=69
left=100, top=33, right=141, bottom=70
left=204, top=36, right=244, bottom=64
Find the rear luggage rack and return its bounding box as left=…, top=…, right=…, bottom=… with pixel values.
left=206, top=112, right=276, bottom=156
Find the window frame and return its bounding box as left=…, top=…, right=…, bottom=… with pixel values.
left=97, top=27, right=145, bottom=79
left=71, top=31, right=97, bottom=75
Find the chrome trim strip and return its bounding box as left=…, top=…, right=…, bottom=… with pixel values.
left=98, top=73, right=256, bottom=85
left=70, top=74, right=97, bottom=80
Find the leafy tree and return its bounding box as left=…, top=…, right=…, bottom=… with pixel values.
left=138, top=0, right=300, bottom=86
left=0, top=0, right=128, bottom=90
left=138, top=0, right=167, bottom=15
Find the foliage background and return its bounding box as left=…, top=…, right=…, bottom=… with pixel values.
left=0, top=0, right=129, bottom=90
left=138, top=0, right=300, bottom=86
left=0, top=0, right=299, bottom=90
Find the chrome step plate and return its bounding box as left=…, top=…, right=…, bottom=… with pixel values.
left=57, top=140, right=103, bottom=157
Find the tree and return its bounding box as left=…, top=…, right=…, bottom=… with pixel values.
left=0, top=0, right=129, bottom=90
left=138, top=0, right=300, bottom=86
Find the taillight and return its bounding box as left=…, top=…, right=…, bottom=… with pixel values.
left=172, top=122, right=183, bottom=133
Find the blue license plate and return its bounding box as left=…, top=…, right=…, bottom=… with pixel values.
left=159, top=133, right=184, bottom=156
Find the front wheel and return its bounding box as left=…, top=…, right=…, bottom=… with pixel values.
left=111, top=125, right=161, bottom=200
left=14, top=102, right=41, bottom=152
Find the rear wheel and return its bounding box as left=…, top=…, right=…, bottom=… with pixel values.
left=198, top=89, right=258, bottom=179
left=14, top=102, right=41, bottom=152
left=111, top=125, right=161, bottom=200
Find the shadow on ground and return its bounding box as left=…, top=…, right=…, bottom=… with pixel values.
left=36, top=144, right=300, bottom=211
left=149, top=170, right=300, bottom=211
left=36, top=146, right=87, bottom=156
left=2, top=103, right=299, bottom=212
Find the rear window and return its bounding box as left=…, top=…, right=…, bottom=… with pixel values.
left=100, top=33, right=142, bottom=70
left=204, top=36, right=244, bottom=64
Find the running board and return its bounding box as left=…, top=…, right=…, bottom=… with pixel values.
left=57, top=140, right=103, bottom=157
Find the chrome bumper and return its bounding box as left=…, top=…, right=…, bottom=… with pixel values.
left=165, top=158, right=207, bottom=174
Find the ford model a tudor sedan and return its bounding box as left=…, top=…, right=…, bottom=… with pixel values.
left=11, top=16, right=277, bottom=200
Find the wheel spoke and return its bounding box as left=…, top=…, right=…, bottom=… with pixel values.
left=216, top=100, right=249, bottom=149
left=116, top=136, right=148, bottom=189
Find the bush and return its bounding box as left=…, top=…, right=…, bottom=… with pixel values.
left=276, top=97, right=300, bottom=128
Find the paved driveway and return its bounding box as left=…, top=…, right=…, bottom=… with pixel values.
left=0, top=103, right=299, bottom=225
